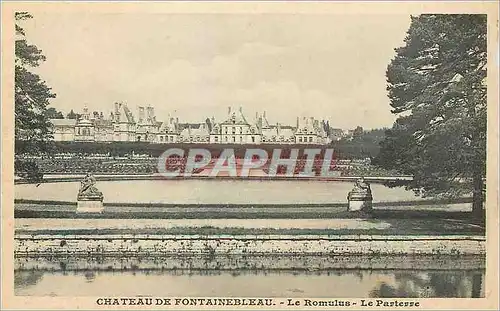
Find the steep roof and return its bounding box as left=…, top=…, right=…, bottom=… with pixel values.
left=178, top=123, right=205, bottom=131
left=296, top=117, right=318, bottom=134
left=179, top=124, right=210, bottom=138
left=277, top=128, right=296, bottom=137
left=262, top=127, right=295, bottom=138
left=158, top=120, right=179, bottom=134
left=114, top=103, right=135, bottom=123
left=220, top=108, right=249, bottom=125
left=121, top=104, right=135, bottom=123
left=93, top=119, right=113, bottom=128
left=261, top=114, right=271, bottom=128
left=50, top=119, right=76, bottom=127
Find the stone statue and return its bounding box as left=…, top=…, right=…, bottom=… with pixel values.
left=77, top=173, right=103, bottom=200
left=347, top=177, right=373, bottom=212
left=352, top=177, right=372, bottom=195
left=76, top=173, right=104, bottom=213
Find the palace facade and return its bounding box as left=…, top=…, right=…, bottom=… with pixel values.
left=50, top=103, right=333, bottom=145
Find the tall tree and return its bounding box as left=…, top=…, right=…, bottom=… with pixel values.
left=15, top=12, right=57, bottom=181
left=352, top=126, right=364, bottom=138
left=205, top=117, right=213, bottom=132
left=374, top=15, right=487, bottom=216
left=44, top=107, right=64, bottom=119
left=66, top=109, right=81, bottom=120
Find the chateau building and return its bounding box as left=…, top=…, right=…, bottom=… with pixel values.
left=50, top=103, right=333, bottom=145
left=210, top=107, right=260, bottom=144
left=50, top=119, right=77, bottom=142
left=110, top=103, right=137, bottom=142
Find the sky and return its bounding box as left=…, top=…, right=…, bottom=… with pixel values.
left=22, top=13, right=411, bottom=129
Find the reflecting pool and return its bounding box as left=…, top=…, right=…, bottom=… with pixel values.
left=16, top=179, right=432, bottom=204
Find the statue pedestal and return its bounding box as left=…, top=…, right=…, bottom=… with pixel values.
left=347, top=191, right=372, bottom=212
left=77, top=196, right=104, bottom=214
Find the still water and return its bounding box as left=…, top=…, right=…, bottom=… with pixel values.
left=15, top=180, right=423, bottom=204
left=15, top=268, right=484, bottom=297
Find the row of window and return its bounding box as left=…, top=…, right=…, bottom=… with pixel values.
left=218, top=126, right=255, bottom=135
left=159, top=135, right=176, bottom=142
left=76, top=128, right=92, bottom=136
left=115, top=126, right=136, bottom=131
left=182, top=137, right=210, bottom=142
left=297, top=129, right=317, bottom=135
left=158, top=135, right=211, bottom=143
left=297, top=136, right=315, bottom=143
left=213, top=136, right=257, bottom=143
left=71, top=132, right=318, bottom=143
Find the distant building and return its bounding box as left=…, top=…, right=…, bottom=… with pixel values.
left=179, top=122, right=211, bottom=143
left=49, top=104, right=333, bottom=145
left=51, top=119, right=77, bottom=142
left=51, top=103, right=144, bottom=143
left=109, top=103, right=137, bottom=142
left=294, top=116, right=328, bottom=144
left=329, top=128, right=345, bottom=141
left=135, top=106, right=160, bottom=143
left=210, top=107, right=261, bottom=144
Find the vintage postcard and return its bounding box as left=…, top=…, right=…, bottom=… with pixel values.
left=1, top=1, right=499, bottom=310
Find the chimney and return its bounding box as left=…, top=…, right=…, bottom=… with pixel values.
left=239, top=106, right=243, bottom=113
left=228, top=107, right=231, bottom=116
left=255, top=112, right=258, bottom=120
left=296, top=117, right=299, bottom=128
left=149, top=107, right=155, bottom=119
left=263, top=111, right=266, bottom=118
left=83, top=106, right=89, bottom=120
left=138, top=106, right=145, bottom=123
left=114, top=102, right=120, bottom=114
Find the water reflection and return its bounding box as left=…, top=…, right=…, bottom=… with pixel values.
left=369, top=271, right=484, bottom=298
left=84, top=271, right=96, bottom=283
left=14, top=271, right=44, bottom=290
left=14, top=268, right=484, bottom=298
left=15, top=180, right=423, bottom=204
